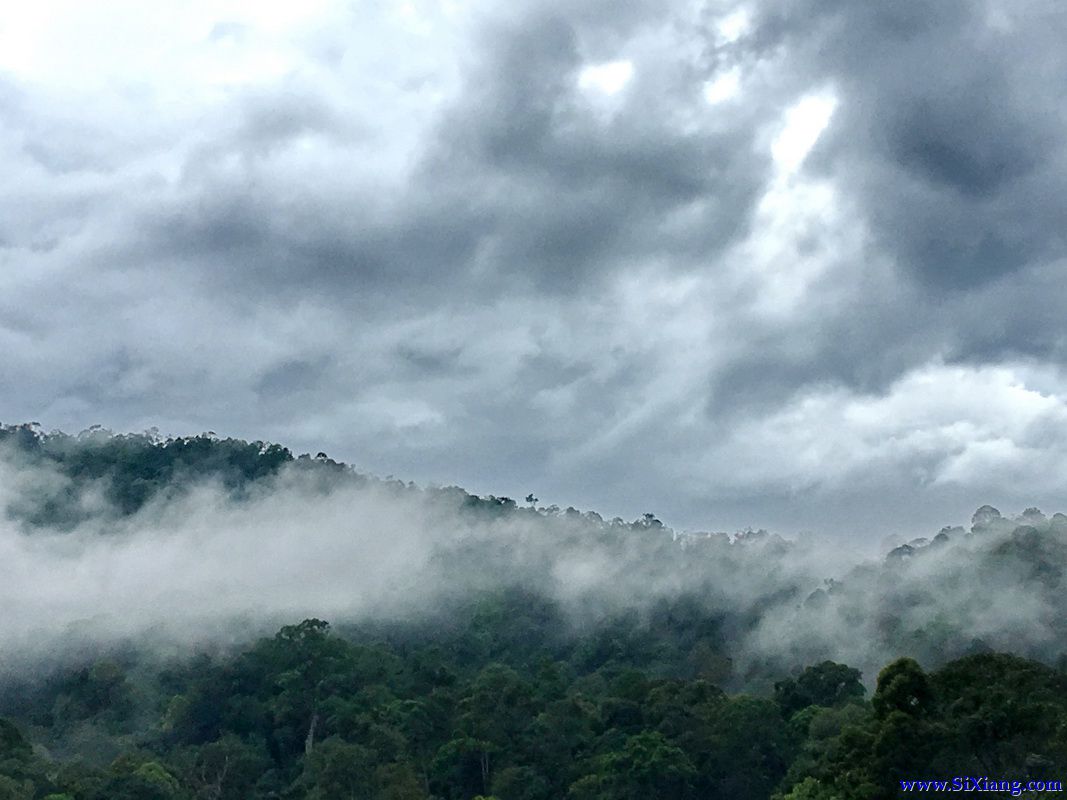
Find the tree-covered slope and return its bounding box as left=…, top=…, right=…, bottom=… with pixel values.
left=1, top=423, right=1066, bottom=798
left=1, top=616, right=1064, bottom=799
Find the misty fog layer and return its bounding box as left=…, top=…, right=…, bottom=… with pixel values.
left=2, top=437, right=1065, bottom=684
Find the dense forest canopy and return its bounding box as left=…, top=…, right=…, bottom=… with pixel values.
left=1, top=423, right=1065, bottom=798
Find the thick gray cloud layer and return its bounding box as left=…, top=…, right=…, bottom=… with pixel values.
left=2, top=0, right=1066, bottom=538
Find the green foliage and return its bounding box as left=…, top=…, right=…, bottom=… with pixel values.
left=871, top=658, right=933, bottom=719
left=0, top=424, right=294, bottom=525
left=302, top=736, right=377, bottom=799
left=172, top=735, right=269, bottom=800
left=0, top=721, right=29, bottom=758
left=0, top=776, right=34, bottom=800
left=3, top=426, right=1067, bottom=799
left=780, top=653, right=1067, bottom=800
left=2, top=614, right=1067, bottom=800
left=775, top=662, right=865, bottom=719
left=89, top=755, right=184, bottom=800
left=595, top=730, right=695, bottom=800
left=777, top=777, right=839, bottom=799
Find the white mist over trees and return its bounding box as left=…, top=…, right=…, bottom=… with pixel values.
left=2, top=424, right=1065, bottom=685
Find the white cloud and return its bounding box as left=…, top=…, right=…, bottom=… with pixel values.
left=771, top=91, right=838, bottom=172
left=578, top=59, right=635, bottom=95
left=716, top=7, right=752, bottom=44
left=701, top=362, right=1067, bottom=494
left=704, top=67, right=741, bottom=104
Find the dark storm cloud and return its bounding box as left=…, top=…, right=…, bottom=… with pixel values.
left=752, top=0, right=1067, bottom=290
left=255, top=358, right=331, bottom=398
left=4, top=0, right=1067, bottom=539
left=677, top=0, right=1067, bottom=432
left=942, top=260, right=1067, bottom=365
left=421, top=8, right=769, bottom=291
left=107, top=2, right=774, bottom=304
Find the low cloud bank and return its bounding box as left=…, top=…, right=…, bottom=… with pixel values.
left=2, top=433, right=1064, bottom=685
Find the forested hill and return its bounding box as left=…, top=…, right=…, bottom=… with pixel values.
left=0, top=422, right=603, bottom=525
left=2, top=621, right=1066, bottom=800
left=0, top=423, right=296, bottom=523
left=1, top=423, right=1067, bottom=798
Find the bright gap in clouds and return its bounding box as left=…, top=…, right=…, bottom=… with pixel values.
left=716, top=7, right=752, bottom=44
left=772, top=92, right=838, bottom=172
left=704, top=67, right=741, bottom=104
left=578, top=60, right=634, bottom=95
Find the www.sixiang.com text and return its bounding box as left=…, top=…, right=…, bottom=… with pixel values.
left=900, top=777, right=1063, bottom=796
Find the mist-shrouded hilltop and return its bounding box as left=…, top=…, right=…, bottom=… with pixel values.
left=2, top=422, right=1066, bottom=799
left=2, top=422, right=1065, bottom=680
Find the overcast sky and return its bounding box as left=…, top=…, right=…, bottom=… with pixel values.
left=2, top=0, right=1066, bottom=539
